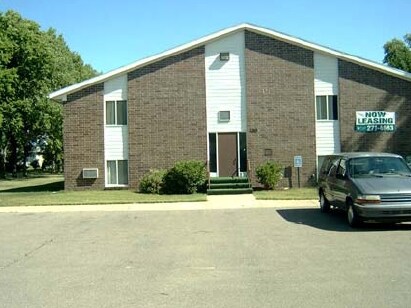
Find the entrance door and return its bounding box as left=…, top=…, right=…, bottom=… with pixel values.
left=218, top=133, right=238, bottom=177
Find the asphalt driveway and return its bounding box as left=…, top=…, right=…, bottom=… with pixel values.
left=1, top=205, right=411, bottom=308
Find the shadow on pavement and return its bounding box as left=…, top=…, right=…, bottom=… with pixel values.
left=277, top=208, right=411, bottom=232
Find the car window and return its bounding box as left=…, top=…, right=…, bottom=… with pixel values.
left=328, top=158, right=340, bottom=177
left=348, top=158, right=369, bottom=176
left=348, top=156, right=411, bottom=177
left=336, top=159, right=346, bottom=177
left=319, top=157, right=332, bottom=175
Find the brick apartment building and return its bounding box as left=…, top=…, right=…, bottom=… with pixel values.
left=50, top=23, right=411, bottom=190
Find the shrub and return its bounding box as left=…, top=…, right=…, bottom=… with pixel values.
left=256, top=161, right=283, bottom=190
left=139, top=169, right=166, bottom=194
left=162, top=160, right=206, bottom=194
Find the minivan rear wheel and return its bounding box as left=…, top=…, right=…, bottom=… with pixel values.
left=319, top=191, right=330, bottom=213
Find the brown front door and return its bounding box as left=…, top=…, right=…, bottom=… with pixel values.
left=218, top=133, right=238, bottom=177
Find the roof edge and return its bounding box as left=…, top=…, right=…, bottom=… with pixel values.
left=49, top=23, right=411, bottom=100
left=49, top=23, right=247, bottom=100
left=243, top=23, right=411, bottom=81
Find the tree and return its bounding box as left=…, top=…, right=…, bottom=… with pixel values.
left=0, top=10, right=98, bottom=177
left=383, top=34, right=411, bottom=73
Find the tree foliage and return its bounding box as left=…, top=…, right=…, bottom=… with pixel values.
left=0, top=10, right=98, bottom=177
left=383, top=34, right=411, bottom=73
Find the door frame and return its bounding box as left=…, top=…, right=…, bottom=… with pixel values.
left=207, top=132, right=247, bottom=177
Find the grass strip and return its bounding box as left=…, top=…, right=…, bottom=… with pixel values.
left=254, top=188, right=318, bottom=200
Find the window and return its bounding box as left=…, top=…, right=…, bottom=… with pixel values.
left=316, top=95, right=338, bottom=120
left=336, top=159, right=346, bottom=178
left=106, top=100, right=127, bottom=125
left=107, top=160, right=128, bottom=185
left=328, top=158, right=340, bottom=177
left=239, top=132, right=247, bottom=172
left=209, top=133, right=217, bottom=173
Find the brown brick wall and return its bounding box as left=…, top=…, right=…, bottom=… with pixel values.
left=245, top=31, right=316, bottom=187
left=339, top=60, right=411, bottom=156
left=127, top=47, right=207, bottom=189
left=64, top=84, right=105, bottom=190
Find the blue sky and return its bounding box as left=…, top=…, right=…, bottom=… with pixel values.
left=1, top=0, right=410, bottom=73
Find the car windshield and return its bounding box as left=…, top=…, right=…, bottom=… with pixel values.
left=348, top=156, right=411, bottom=177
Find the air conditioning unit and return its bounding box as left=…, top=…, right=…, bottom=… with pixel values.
left=82, top=168, right=98, bottom=179
left=218, top=110, right=230, bottom=122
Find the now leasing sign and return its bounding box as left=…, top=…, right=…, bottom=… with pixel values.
left=355, top=111, right=396, bottom=132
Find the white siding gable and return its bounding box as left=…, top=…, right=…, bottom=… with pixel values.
left=205, top=31, right=246, bottom=133
left=104, top=75, right=127, bottom=100
left=104, top=75, right=129, bottom=163
left=314, top=53, right=338, bottom=96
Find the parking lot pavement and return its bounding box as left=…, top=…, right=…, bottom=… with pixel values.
left=1, top=205, right=411, bottom=308
left=0, top=194, right=318, bottom=213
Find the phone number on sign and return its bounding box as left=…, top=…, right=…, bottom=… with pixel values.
left=356, top=125, right=395, bottom=132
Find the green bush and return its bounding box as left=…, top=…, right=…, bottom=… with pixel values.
left=162, top=160, right=206, bottom=194
left=139, top=169, right=166, bottom=194
left=256, top=161, right=283, bottom=190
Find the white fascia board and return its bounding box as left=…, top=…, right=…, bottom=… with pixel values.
left=49, top=23, right=411, bottom=101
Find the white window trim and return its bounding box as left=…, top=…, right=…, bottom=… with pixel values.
left=105, top=159, right=129, bottom=187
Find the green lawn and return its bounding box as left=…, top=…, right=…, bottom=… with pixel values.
left=253, top=188, right=318, bottom=200
left=0, top=174, right=206, bottom=207
left=0, top=174, right=318, bottom=206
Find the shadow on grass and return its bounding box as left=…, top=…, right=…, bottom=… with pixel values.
left=1, top=181, right=64, bottom=193
left=277, top=208, right=411, bottom=232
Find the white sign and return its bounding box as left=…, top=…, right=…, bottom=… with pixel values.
left=294, top=156, right=302, bottom=168
left=355, top=111, right=395, bottom=132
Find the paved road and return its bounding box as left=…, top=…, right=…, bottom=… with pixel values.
left=1, top=206, right=411, bottom=308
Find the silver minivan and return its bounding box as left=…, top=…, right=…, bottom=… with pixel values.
left=318, top=152, right=411, bottom=227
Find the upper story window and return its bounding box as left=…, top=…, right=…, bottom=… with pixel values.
left=316, top=95, right=338, bottom=120
left=106, top=100, right=127, bottom=125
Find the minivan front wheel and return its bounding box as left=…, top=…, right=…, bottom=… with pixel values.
left=319, top=191, right=330, bottom=213
left=347, top=201, right=362, bottom=227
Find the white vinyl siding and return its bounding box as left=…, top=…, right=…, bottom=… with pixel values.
left=314, top=52, right=341, bottom=160
left=315, top=122, right=341, bottom=155
left=104, top=75, right=128, bottom=100
left=314, top=53, right=339, bottom=95
left=205, top=31, right=246, bottom=133
left=104, top=126, right=129, bottom=160
left=104, top=75, right=129, bottom=187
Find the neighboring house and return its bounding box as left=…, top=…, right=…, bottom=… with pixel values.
left=49, top=23, right=411, bottom=190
